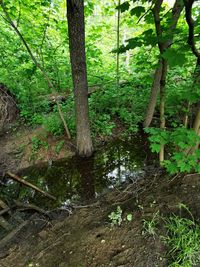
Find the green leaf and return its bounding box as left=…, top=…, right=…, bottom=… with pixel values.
left=116, top=2, right=130, bottom=13
left=151, top=143, right=161, bottom=153
left=162, top=49, right=186, bottom=67
left=126, top=214, right=133, bottom=222
left=130, top=6, right=145, bottom=17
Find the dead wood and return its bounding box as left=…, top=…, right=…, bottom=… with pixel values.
left=6, top=171, right=56, bottom=200
left=0, top=216, right=12, bottom=231
left=13, top=200, right=48, bottom=215
left=0, top=207, right=10, bottom=216
left=0, top=220, right=28, bottom=249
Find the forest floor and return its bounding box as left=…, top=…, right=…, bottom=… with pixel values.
left=1, top=124, right=200, bottom=267
left=0, top=123, right=75, bottom=174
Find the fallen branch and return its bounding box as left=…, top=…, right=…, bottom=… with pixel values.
left=13, top=200, right=48, bottom=215
left=0, top=207, right=10, bottom=216
left=0, top=220, right=28, bottom=249
left=6, top=172, right=56, bottom=201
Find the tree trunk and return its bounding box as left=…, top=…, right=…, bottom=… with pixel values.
left=143, top=61, right=163, bottom=128
left=66, top=0, right=93, bottom=157
left=159, top=59, right=168, bottom=163
left=143, top=0, right=183, bottom=128
left=116, top=0, right=121, bottom=89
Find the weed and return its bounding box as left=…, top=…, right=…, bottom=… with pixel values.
left=162, top=205, right=200, bottom=267
left=55, top=140, right=65, bottom=154
left=108, top=206, right=134, bottom=226
left=142, top=210, right=160, bottom=236
left=31, top=137, right=48, bottom=152
left=108, top=206, right=123, bottom=227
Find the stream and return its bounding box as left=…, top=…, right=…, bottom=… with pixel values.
left=1, top=135, right=155, bottom=210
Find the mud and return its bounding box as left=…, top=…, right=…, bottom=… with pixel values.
left=1, top=171, right=200, bottom=267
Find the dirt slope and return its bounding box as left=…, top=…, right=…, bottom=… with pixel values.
left=1, top=172, right=200, bottom=267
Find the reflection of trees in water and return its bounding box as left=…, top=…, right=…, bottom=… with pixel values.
left=77, top=156, right=95, bottom=200
left=1, top=136, right=153, bottom=209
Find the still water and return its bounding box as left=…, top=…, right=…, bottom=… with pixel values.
left=2, top=136, right=154, bottom=209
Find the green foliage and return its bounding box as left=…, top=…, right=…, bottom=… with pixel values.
left=108, top=206, right=134, bottom=227
left=31, top=137, right=48, bottom=152
left=163, top=207, right=200, bottom=267
left=55, top=140, right=65, bottom=154
left=116, top=2, right=130, bottom=13
left=0, top=0, right=199, bottom=161
left=130, top=6, right=145, bottom=17
left=42, top=113, right=65, bottom=136
left=146, top=127, right=200, bottom=174
left=142, top=211, right=160, bottom=236
left=108, top=206, right=123, bottom=226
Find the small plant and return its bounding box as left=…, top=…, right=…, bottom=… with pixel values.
left=163, top=211, right=200, bottom=267
left=146, top=127, right=200, bottom=174
left=126, top=213, right=133, bottom=222
left=42, top=113, right=65, bottom=136
left=108, top=206, right=123, bottom=226
left=31, top=137, right=48, bottom=152
left=55, top=140, right=65, bottom=154
left=142, top=210, right=160, bottom=236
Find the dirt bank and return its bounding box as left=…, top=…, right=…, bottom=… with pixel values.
left=0, top=123, right=74, bottom=174
left=1, top=171, right=200, bottom=267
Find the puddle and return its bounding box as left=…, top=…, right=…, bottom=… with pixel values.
left=1, top=135, right=155, bottom=209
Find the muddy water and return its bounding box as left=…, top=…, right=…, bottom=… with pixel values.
left=2, top=136, right=155, bottom=209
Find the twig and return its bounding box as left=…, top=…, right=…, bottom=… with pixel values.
left=6, top=171, right=56, bottom=200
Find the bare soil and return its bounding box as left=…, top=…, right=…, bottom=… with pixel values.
left=1, top=125, right=200, bottom=267
left=1, top=170, right=200, bottom=267
left=0, top=124, right=74, bottom=174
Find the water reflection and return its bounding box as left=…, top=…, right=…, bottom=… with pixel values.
left=1, top=135, right=154, bottom=209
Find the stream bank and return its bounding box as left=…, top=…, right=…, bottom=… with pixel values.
left=1, top=124, right=200, bottom=267
left=1, top=170, right=200, bottom=267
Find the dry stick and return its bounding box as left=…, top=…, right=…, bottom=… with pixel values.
left=6, top=172, right=56, bottom=201
left=0, top=220, right=29, bottom=249
left=0, top=0, right=71, bottom=139
left=0, top=207, right=10, bottom=216
left=13, top=200, right=48, bottom=215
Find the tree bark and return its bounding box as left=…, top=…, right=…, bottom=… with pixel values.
left=116, top=0, right=121, bottom=89
left=66, top=0, right=93, bottom=157
left=184, top=0, right=200, bottom=153
left=143, top=60, right=163, bottom=128
left=159, top=59, right=168, bottom=163
left=143, top=0, right=184, bottom=128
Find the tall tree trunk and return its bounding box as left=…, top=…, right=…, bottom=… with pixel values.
left=143, top=61, right=163, bottom=128
left=159, top=59, right=168, bottom=163
left=143, top=0, right=183, bottom=128
left=184, top=0, right=200, bottom=154
left=66, top=0, right=93, bottom=157
left=116, top=0, right=121, bottom=89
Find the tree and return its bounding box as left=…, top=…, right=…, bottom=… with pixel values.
left=0, top=0, right=71, bottom=139
left=184, top=0, right=200, bottom=153
left=143, top=0, right=184, bottom=130
left=143, top=0, right=184, bottom=163
left=66, top=0, right=93, bottom=157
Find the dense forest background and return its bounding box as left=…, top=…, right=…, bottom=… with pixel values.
left=0, top=0, right=199, bottom=173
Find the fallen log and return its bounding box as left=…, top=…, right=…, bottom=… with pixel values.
left=6, top=172, right=56, bottom=201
